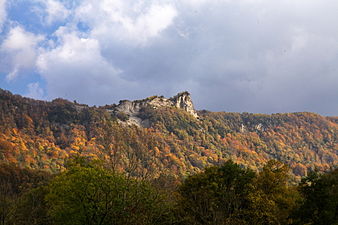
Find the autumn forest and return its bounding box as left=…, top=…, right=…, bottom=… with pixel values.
left=0, top=89, right=337, bottom=225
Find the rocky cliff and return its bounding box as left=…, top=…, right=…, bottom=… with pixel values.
left=110, top=91, right=198, bottom=126
left=169, top=92, right=198, bottom=118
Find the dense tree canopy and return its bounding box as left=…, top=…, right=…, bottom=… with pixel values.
left=178, top=160, right=255, bottom=225
left=247, top=161, right=300, bottom=225
left=0, top=160, right=338, bottom=225
left=294, top=168, right=338, bottom=225
left=176, top=160, right=336, bottom=225
left=0, top=89, right=337, bottom=178
left=46, top=161, right=173, bottom=225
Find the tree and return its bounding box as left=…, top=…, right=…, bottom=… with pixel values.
left=0, top=163, right=51, bottom=225
left=0, top=181, right=13, bottom=225
left=9, top=186, right=51, bottom=225
left=46, top=161, right=172, bottom=225
left=97, top=120, right=121, bottom=173
left=177, top=160, right=255, bottom=225
left=294, top=168, right=338, bottom=225
left=247, top=160, right=300, bottom=225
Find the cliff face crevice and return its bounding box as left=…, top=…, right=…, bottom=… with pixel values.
left=112, top=92, right=198, bottom=126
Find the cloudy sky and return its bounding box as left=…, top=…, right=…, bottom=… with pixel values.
left=0, top=0, right=337, bottom=115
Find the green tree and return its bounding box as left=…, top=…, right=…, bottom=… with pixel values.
left=46, top=162, right=172, bottom=225
left=294, top=168, right=338, bottom=225
left=247, top=160, right=300, bottom=225
left=177, top=160, right=255, bottom=225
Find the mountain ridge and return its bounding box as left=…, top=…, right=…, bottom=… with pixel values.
left=0, top=88, right=337, bottom=178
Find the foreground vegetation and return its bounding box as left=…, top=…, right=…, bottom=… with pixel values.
left=1, top=158, right=337, bottom=225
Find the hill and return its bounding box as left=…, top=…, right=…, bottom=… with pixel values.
left=0, top=89, right=337, bottom=178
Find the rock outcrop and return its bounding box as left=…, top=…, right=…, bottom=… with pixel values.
left=169, top=92, right=198, bottom=118
left=111, top=91, right=198, bottom=127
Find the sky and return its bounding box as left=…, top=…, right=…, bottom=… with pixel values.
left=0, top=0, right=337, bottom=115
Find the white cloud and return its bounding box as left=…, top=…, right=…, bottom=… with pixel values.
left=36, top=31, right=135, bottom=104
left=23, top=0, right=178, bottom=104
left=43, top=0, right=69, bottom=24
left=35, top=0, right=338, bottom=114
left=2, top=0, right=338, bottom=114
left=0, top=0, right=6, bottom=31
left=33, top=0, right=69, bottom=25
left=76, top=0, right=177, bottom=45
left=25, top=82, right=45, bottom=99
left=132, top=4, right=177, bottom=41
left=0, top=26, right=43, bottom=80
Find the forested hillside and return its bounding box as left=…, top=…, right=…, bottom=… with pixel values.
left=0, top=89, right=337, bottom=179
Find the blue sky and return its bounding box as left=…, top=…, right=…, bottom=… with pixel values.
left=0, top=0, right=338, bottom=115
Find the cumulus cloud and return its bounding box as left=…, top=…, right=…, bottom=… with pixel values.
left=1, top=0, right=338, bottom=115
left=38, top=0, right=70, bottom=25
left=0, top=26, right=43, bottom=80
left=36, top=30, right=137, bottom=104
left=31, top=0, right=179, bottom=104
left=46, top=1, right=184, bottom=99
left=75, top=0, right=177, bottom=45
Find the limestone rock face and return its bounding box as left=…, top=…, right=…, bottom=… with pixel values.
left=115, top=100, right=147, bottom=116
left=112, top=91, right=198, bottom=127
left=170, top=92, right=198, bottom=118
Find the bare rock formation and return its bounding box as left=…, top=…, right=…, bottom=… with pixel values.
left=111, top=91, right=198, bottom=127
